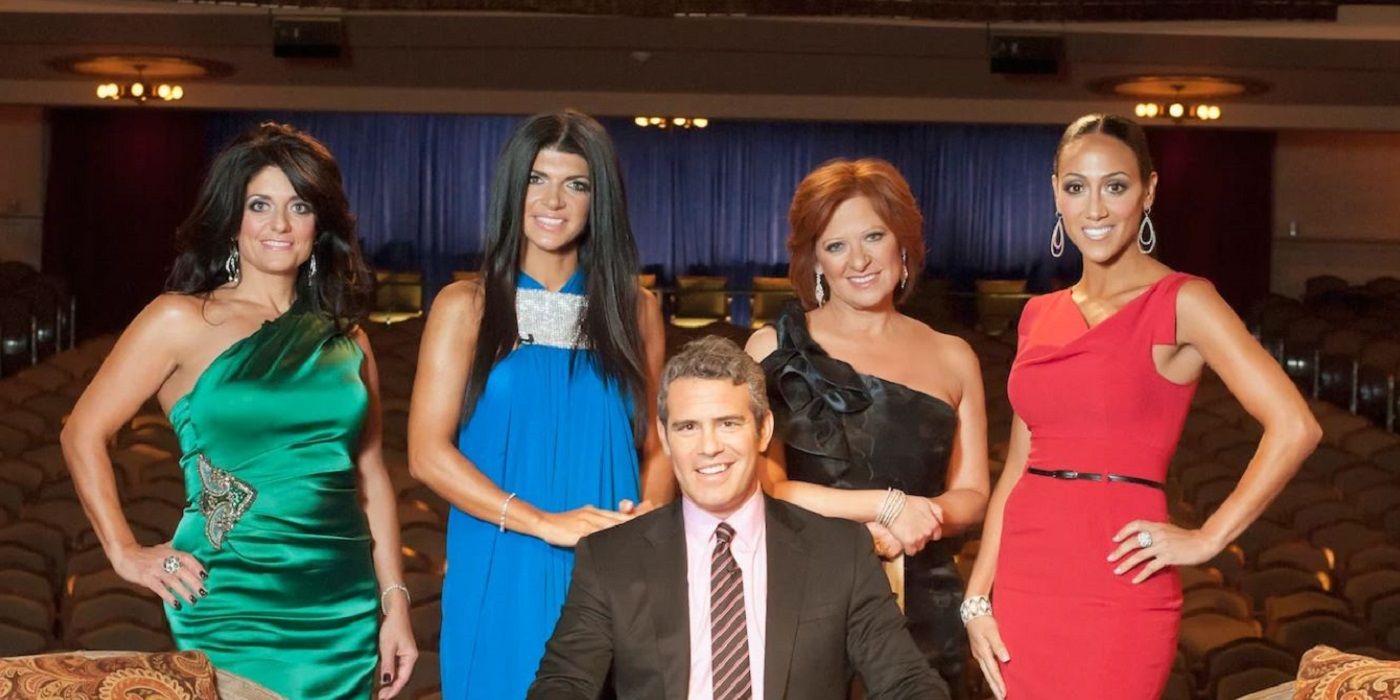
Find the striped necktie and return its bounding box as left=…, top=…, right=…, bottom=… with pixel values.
left=710, top=522, right=753, bottom=700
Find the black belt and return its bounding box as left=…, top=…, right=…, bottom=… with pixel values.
left=1026, top=467, right=1165, bottom=491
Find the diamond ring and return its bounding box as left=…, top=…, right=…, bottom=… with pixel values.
left=1137, top=531, right=1154, bottom=549
left=162, top=555, right=182, bottom=574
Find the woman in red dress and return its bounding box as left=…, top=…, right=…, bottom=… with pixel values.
left=963, top=114, right=1321, bottom=699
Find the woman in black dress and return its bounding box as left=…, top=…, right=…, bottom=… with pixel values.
left=746, top=158, right=990, bottom=697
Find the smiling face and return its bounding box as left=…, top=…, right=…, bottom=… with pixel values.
left=813, top=195, right=903, bottom=310
left=1053, top=133, right=1158, bottom=265
left=236, top=165, right=316, bottom=279
left=661, top=377, right=773, bottom=519
left=521, top=148, right=592, bottom=257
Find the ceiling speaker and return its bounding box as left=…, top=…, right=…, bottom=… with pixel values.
left=989, top=35, right=1062, bottom=75
left=273, top=18, right=344, bottom=59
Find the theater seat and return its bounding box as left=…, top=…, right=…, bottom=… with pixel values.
left=1178, top=612, right=1261, bottom=662
left=75, top=621, right=172, bottom=653
left=0, top=622, right=49, bottom=656
left=1270, top=612, right=1372, bottom=658
left=1215, top=667, right=1295, bottom=700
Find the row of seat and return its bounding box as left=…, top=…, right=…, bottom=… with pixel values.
left=4, top=279, right=1397, bottom=700
left=1252, top=276, right=1400, bottom=431
left=0, top=262, right=77, bottom=374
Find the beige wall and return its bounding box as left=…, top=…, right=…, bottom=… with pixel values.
left=0, top=105, right=45, bottom=268
left=1272, top=131, right=1400, bottom=297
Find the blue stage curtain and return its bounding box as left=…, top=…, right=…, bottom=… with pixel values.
left=206, top=112, right=1077, bottom=299
left=206, top=112, right=521, bottom=294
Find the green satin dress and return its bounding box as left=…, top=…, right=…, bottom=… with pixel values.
left=166, top=301, right=379, bottom=699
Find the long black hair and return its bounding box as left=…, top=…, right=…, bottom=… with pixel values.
left=464, top=110, right=647, bottom=440
left=167, top=122, right=373, bottom=331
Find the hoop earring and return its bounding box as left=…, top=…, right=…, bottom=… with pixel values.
left=225, top=246, right=241, bottom=284
left=308, top=254, right=318, bottom=279
left=1050, top=213, right=1065, bottom=258
left=899, top=249, right=909, bottom=291
left=814, top=268, right=826, bottom=307
left=1138, top=208, right=1157, bottom=254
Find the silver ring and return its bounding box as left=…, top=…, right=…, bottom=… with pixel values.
left=162, top=555, right=182, bottom=574
left=1137, top=531, right=1153, bottom=549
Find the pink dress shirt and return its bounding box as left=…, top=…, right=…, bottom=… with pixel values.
left=682, top=487, right=768, bottom=700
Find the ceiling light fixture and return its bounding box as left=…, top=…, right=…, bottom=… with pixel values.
left=1132, top=101, right=1222, bottom=122
left=633, top=116, right=709, bottom=129
left=96, top=67, right=185, bottom=103
left=1093, top=74, right=1266, bottom=125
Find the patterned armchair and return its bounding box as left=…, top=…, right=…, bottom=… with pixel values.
left=0, top=650, right=282, bottom=699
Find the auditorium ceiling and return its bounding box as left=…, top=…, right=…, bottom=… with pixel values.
left=1, top=0, right=1399, bottom=128
left=148, top=0, right=1349, bottom=21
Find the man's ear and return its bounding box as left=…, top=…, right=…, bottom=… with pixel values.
left=758, top=411, right=774, bottom=452
left=657, top=417, right=672, bottom=456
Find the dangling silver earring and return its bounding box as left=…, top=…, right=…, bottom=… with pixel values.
left=1050, top=213, right=1065, bottom=258
left=225, top=246, right=241, bottom=284
left=1138, top=207, right=1157, bottom=254
left=899, top=249, right=909, bottom=291
left=308, top=254, right=318, bottom=279
left=814, top=268, right=826, bottom=307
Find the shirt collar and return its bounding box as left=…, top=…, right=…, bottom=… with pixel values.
left=681, top=487, right=766, bottom=552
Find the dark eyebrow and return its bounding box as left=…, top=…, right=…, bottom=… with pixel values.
left=245, top=193, right=305, bottom=202
left=530, top=170, right=590, bottom=180
left=1063, top=171, right=1129, bottom=179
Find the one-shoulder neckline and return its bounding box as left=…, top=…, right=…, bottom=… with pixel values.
left=167, top=306, right=300, bottom=417
left=1064, top=272, right=1181, bottom=334
left=780, top=304, right=957, bottom=417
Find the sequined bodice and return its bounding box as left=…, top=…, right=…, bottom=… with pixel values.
left=516, top=278, right=586, bottom=350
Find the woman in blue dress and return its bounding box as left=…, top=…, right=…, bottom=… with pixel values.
left=408, top=110, right=671, bottom=698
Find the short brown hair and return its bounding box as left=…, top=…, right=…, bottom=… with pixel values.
left=786, top=158, right=925, bottom=310
left=657, top=336, right=768, bottom=427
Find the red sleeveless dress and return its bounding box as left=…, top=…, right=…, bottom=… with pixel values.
left=997, top=272, right=1200, bottom=698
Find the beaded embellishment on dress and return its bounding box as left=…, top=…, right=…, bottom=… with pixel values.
left=197, top=454, right=256, bottom=550
left=516, top=287, right=587, bottom=350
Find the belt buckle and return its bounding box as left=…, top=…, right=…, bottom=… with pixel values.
left=1061, top=470, right=1079, bottom=479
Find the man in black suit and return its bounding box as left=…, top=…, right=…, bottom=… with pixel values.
left=529, top=336, right=947, bottom=700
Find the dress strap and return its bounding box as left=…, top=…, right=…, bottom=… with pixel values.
left=1147, top=272, right=1209, bottom=346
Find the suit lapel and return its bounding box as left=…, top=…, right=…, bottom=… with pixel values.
left=644, top=504, right=691, bottom=700
left=763, top=497, right=808, bottom=699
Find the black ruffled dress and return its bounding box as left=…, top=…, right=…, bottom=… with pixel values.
left=760, top=302, right=969, bottom=697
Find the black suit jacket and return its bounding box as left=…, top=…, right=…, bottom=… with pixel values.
left=528, top=496, right=948, bottom=700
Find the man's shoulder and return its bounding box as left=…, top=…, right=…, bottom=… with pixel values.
left=767, top=498, right=866, bottom=546
left=581, top=501, right=681, bottom=553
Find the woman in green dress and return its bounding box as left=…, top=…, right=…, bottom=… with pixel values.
left=63, top=123, right=417, bottom=699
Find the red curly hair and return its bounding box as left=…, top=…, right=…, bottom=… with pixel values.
left=786, top=158, right=925, bottom=310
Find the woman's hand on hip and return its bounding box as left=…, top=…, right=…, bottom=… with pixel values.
left=1108, top=520, right=1221, bottom=584
left=109, top=542, right=207, bottom=609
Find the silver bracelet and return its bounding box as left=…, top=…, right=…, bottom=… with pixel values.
left=380, top=583, right=410, bottom=615
left=875, top=488, right=893, bottom=526
left=498, top=492, right=518, bottom=533
left=960, top=594, right=992, bottom=624
left=875, top=488, right=907, bottom=528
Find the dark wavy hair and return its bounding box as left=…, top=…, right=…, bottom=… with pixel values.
left=464, top=110, right=647, bottom=441
left=166, top=122, right=373, bottom=331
